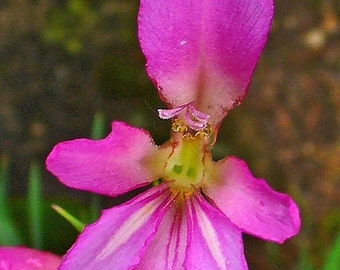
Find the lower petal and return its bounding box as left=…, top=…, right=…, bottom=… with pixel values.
left=185, top=193, right=247, bottom=270
left=205, top=157, right=301, bottom=243
left=59, top=184, right=173, bottom=270
left=136, top=197, right=188, bottom=270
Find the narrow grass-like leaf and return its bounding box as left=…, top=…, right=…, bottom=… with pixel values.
left=51, top=204, right=85, bottom=232
left=89, top=195, right=101, bottom=222
left=89, top=111, right=106, bottom=221
left=0, top=154, right=22, bottom=245
left=323, top=231, right=340, bottom=270
left=0, top=218, right=22, bottom=246
left=0, top=154, right=10, bottom=211
left=91, top=111, right=106, bottom=140
left=28, top=161, right=43, bottom=249
left=298, top=246, right=314, bottom=270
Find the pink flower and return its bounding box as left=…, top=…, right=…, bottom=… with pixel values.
left=46, top=0, right=301, bottom=269
left=0, top=246, right=61, bottom=270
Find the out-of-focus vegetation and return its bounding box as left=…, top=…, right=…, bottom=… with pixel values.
left=0, top=1, right=339, bottom=269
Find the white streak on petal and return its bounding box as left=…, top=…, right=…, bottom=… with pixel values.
left=166, top=205, right=186, bottom=269
left=196, top=203, right=227, bottom=270
left=135, top=196, right=187, bottom=270
left=95, top=195, right=165, bottom=262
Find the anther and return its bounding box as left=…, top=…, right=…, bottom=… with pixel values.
left=158, top=102, right=210, bottom=131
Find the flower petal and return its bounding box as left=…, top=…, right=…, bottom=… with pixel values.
left=59, top=184, right=173, bottom=270
left=205, top=157, right=301, bottom=243
left=46, top=121, right=158, bottom=197
left=138, top=0, right=274, bottom=125
left=0, top=246, right=61, bottom=270
left=183, top=193, right=247, bottom=270
left=136, top=195, right=188, bottom=270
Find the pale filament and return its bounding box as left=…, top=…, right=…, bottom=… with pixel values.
left=158, top=102, right=210, bottom=131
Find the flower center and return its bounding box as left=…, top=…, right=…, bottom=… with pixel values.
left=162, top=119, right=214, bottom=196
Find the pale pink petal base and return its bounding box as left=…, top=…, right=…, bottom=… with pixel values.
left=46, top=121, right=158, bottom=197
left=137, top=192, right=248, bottom=270
left=59, top=184, right=173, bottom=270
left=185, top=194, right=248, bottom=270
left=0, top=246, right=61, bottom=270
left=136, top=196, right=188, bottom=270
left=206, top=157, right=301, bottom=243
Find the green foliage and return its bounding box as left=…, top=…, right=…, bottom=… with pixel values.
left=89, top=111, right=106, bottom=221
left=298, top=247, right=314, bottom=270
left=51, top=205, right=85, bottom=233
left=49, top=112, right=105, bottom=233
left=28, top=161, right=43, bottom=249
left=0, top=155, right=22, bottom=246
left=91, top=111, right=106, bottom=140
left=323, top=231, right=340, bottom=270
left=0, top=113, right=106, bottom=252
left=0, top=156, right=96, bottom=253
left=42, top=0, right=99, bottom=54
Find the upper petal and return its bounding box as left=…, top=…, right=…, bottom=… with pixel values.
left=205, top=157, right=301, bottom=243
left=138, top=0, right=274, bottom=126
left=59, top=184, right=173, bottom=270
left=184, top=193, right=248, bottom=270
left=0, top=246, right=61, bottom=270
left=46, top=121, right=158, bottom=197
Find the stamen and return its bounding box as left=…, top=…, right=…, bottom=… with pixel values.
left=158, top=105, right=186, bottom=119
left=185, top=109, right=207, bottom=130
left=188, top=104, right=210, bottom=122
left=158, top=102, right=210, bottom=131
left=171, top=120, right=187, bottom=133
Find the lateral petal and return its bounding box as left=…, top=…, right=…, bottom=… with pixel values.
left=138, top=0, right=274, bottom=126
left=59, top=184, right=173, bottom=270
left=46, top=121, right=158, bottom=197
left=205, top=157, right=301, bottom=243
left=185, top=193, right=247, bottom=270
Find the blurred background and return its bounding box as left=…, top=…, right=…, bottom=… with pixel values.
left=0, top=0, right=339, bottom=269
